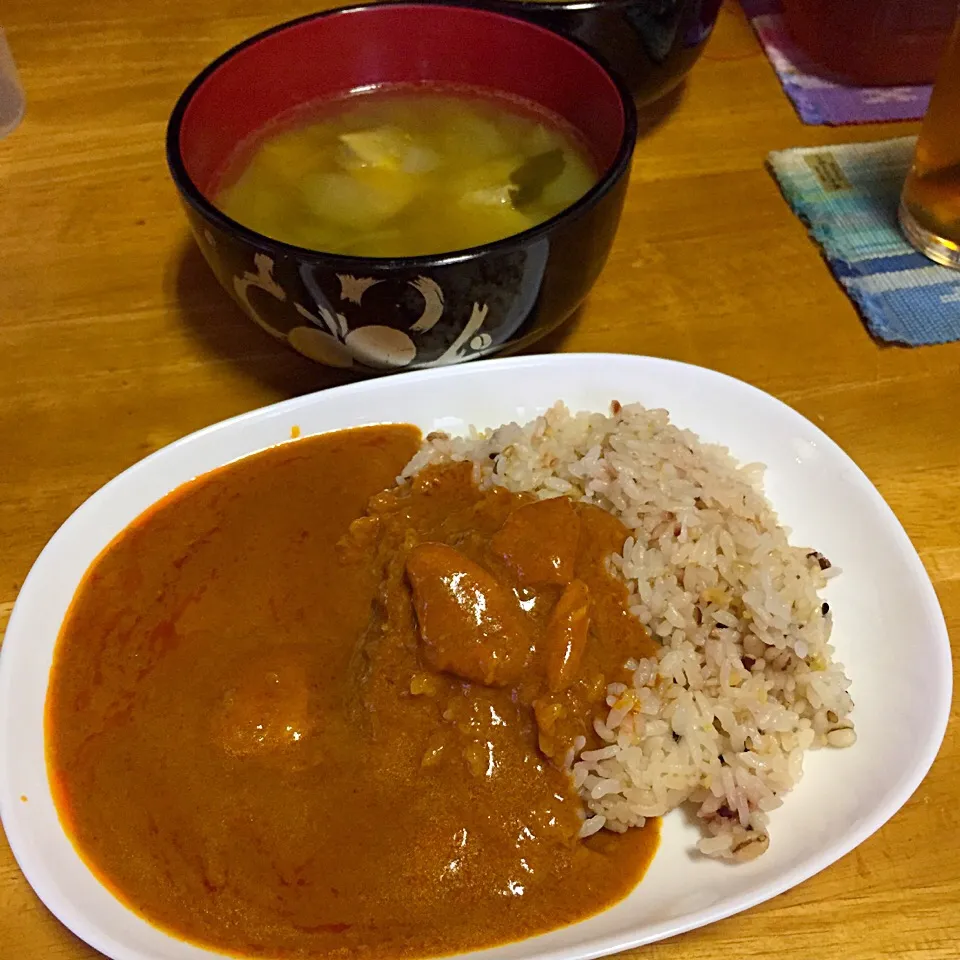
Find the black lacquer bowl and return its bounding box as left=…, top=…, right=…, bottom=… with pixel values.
left=166, top=2, right=637, bottom=373
left=477, top=0, right=723, bottom=105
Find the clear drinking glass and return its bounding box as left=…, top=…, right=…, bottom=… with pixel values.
left=899, top=11, right=960, bottom=268
left=0, top=28, right=25, bottom=138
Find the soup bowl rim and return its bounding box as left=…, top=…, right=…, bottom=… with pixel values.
left=165, top=0, right=639, bottom=269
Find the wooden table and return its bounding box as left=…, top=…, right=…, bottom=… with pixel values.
left=1, top=1, right=958, bottom=957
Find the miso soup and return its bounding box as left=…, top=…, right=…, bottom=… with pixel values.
left=215, top=84, right=599, bottom=258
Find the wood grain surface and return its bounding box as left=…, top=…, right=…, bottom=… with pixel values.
left=1, top=1, right=958, bottom=958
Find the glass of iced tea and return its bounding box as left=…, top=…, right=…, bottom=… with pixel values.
left=899, top=12, right=960, bottom=268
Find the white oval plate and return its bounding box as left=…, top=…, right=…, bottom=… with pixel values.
left=0, top=354, right=951, bottom=960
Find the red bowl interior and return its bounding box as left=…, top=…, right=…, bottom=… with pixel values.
left=177, top=2, right=628, bottom=197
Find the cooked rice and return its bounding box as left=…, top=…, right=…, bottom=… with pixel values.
left=402, top=401, right=855, bottom=861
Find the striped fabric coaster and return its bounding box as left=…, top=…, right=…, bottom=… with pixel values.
left=767, top=137, right=960, bottom=346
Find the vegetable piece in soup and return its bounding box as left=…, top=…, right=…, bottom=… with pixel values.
left=215, top=84, right=599, bottom=257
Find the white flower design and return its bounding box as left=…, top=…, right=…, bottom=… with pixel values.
left=231, top=255, right=492, bottom=369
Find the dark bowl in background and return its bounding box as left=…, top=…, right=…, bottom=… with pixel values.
left=166, top=2, right=637, bottom=373
left=473, top=0, right=723, bottom=105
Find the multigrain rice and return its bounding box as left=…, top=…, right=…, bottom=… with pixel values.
left=402, top=401, right=855, bottom=860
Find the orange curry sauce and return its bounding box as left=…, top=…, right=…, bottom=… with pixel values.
left=46, top=425, right=659, bottom=959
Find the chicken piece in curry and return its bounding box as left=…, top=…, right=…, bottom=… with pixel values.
left=46, top=425, right=658, bottom=960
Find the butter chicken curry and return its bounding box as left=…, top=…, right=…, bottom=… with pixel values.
left=46, top=424, right=658, bottom=959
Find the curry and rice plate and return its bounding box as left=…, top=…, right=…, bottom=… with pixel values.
left=45, top=400, right=853, bottom=958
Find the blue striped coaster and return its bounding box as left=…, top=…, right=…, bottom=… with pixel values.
left=767, top=137, right=960, bottom=345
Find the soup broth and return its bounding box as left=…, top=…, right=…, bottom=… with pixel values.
left=215, top=85, right=599, bottom=257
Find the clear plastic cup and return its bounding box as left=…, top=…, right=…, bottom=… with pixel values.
left=0, top=29, right=25, bottom=138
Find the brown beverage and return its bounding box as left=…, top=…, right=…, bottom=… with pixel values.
left=899, top=13, right=960, bottom=268
left=784, top=0, right=954, bottom=86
